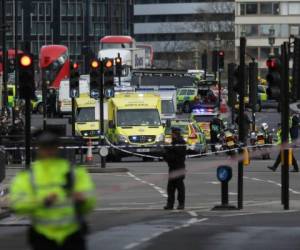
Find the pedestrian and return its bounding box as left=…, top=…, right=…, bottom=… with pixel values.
left=47, top=89, right=57, bottom=118
left=290, top=114, right=299, bottom=142
left=9, top=129, right=95, bottom=250
left=210, top=114, right=225, bottom=152
left=268, top=124, right=299, bottom=172
left=163, top=127, right=187, bottom=210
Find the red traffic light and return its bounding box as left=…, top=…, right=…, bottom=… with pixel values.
left=266, top=58, right=278, bottom=69
left=73, top=62, right=79, bottom=70
left=219, top=51, right=224, bottom=57
left=19, top=54, right=33, bottom=67
left=105, top=59, right=113, bottom=69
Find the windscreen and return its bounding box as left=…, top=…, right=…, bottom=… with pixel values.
left=193, top=115, right=215, bottom=123
left=117, top=109, right=161, bottom=126
left=101, top=43, right=131, bottom=49
left=161, top=100, right=175, bottom=115
left=76, top=107, right=95, bottom=122
left=165, top=124, right=189, bottom=135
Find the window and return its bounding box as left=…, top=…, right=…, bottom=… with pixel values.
left=32, top=2, right=38, bottom=16
left=61, top=22, right=68, bottom=35
left=242, top=24, right=258, bottom=37
left=61, top=2, right=67, bottom=16
left=289, top=3, right=300, bottom=15
left=6, top=3, right=13, bottom=16
left=246, top=3, right=258, bottom=15
left=68, top=3, right=75, bottom=16
left=76, top=3, right=82, bottom=16
left=46, top=3, right=51, bottom=16
left=38, top=3, right=44, bottom=16
left=260, top=2, right=272, bottom=14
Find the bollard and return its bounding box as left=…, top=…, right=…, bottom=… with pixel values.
left=213, top=165, right=237, bottom=210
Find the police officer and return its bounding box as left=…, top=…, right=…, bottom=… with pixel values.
left=9, top=130, right=95, bottom=250
left=164, top=127, right=187, bottom=210
left=268, top=124, right=299, bottom=172
left=210, top=114, right=224, bottom=152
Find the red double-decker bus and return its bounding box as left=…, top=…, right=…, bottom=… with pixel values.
left=39, top=45, right=70, bottom=89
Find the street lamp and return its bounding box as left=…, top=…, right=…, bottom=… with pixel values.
left=268, top=26, right=275, bottom=55
left=214, top=34, right=222, bottom=111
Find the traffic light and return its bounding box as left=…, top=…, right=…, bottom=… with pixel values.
left=89, top=59, right=101, bottom=98
left=201, top=51, right=207, bottom=71
left=212, top=50, right=218, bottom=73
left=8, top=58, right=15, bottom=73
left=70, top=61, right=80, bottom=98
left=17, top=53, right=35, bottom=99
left=218, top=51, right=225, bottom=71
left=115, top=55, right=122, bottom=77
left=266, top=57, right=281, bottom=99
left=249, top=62, right=258, bottom=110
left=227, top=63, right=237, bottom=107
left=103, top=58, right=114, bottom=88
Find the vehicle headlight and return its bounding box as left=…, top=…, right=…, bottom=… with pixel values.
left=118, top=134, right=128, bottom=143
left=83, top=132, right=88, bottom=137
left=156, top=134, right=165, bottom=142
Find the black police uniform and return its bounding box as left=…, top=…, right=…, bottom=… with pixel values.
left=210, top=117, right=224, bottom=152
left=164, top=133, right=187, bottom=209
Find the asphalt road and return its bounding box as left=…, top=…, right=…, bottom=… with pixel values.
left=3, top=108, right=300, bottom=250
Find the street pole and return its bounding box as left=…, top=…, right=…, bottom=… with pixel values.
left=1, top=0, right=8, bottom=113
left=281, top=42, right=290, bottom=210
left=25, top=95, right=31, bottom=168
left=72, top=97, right=75, bottom=136
left=99, top=66, right=105, bottom=168
left=218, top=71, right=221, bottom=110
left=238, top=37, right=246, bottom=209
left=249, top=61, right=258, bottom=132
left=42, top=76, right=47, bottom=130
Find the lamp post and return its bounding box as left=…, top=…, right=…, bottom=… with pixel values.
left=268, top=26, right=275, bottom=55
left=214, top=34, right=222, bottom=110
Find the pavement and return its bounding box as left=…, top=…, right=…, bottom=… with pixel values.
left=3, top=109, right=300, bottom=249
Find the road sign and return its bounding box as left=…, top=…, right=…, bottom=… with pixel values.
left=217, top=166, right=232, bottom=182
left=105, top=88, right=114, bottom=98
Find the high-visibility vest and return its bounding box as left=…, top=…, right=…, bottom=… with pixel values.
left=277, top=128, right=291, bottom=145
left=9, top=158, right=95, bottom=244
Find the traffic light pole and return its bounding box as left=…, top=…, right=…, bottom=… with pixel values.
left=1, top=0, right=8, bottom=112
left=238, top=37, right=246, bottom=210
left=25, top=95, right=31, bottom=168
left=281, top=42, right=290, bottom=210
left=99, top=67, right=106, bottom=168
left=71, top=97, right=75, bottom=136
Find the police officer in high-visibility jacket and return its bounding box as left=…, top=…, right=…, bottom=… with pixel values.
left=9, top=130, right=96, bottom=250
left=268, top=124, right=299, bottom=172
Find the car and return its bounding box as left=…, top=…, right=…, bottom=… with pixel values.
left=165, top=120, right=207, bottom=154
left=176, top=88, right=198, bottom=113
left=190, top=110, right=218, bottom=141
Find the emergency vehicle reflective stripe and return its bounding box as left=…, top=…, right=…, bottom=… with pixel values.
left=31, top=215, right=78, bottom=226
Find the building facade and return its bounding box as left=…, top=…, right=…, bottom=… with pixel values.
left=235, top=0, right=300, bottom=74
left=133, top=0, right=235, bottom=70
left=1, top=0, right=133, bottom=67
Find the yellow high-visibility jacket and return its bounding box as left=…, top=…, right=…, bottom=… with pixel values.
left=9, top=158, right=95, bottom=244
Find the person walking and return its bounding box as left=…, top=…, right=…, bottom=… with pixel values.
left=163, top=127, right=187, bottom=210
left=9, top=130, right=95, bottom=250
left=268, top=124, right=299, bottom=172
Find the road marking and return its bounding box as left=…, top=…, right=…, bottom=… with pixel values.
left=246, top=175, right=300, bottom=194
left=187, top=211, right=198, bottom=217
left=123, top=218, right=208, bottom=250
left=127, top=172, right=168, bottom=198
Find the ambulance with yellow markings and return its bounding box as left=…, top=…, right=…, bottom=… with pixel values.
left=106, top=92, right=165, bottom=161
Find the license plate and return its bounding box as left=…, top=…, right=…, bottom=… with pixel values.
left=137, top=148, right=150, bottom=153
left=227, top=141, right=234, bottom=147
left=258, top=140, right=265, bottom=145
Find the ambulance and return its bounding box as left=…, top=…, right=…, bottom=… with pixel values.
left=106, top=92, right=164, bottom=161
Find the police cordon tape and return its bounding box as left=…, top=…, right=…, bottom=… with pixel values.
left=0, top=136, right=278, bottom=161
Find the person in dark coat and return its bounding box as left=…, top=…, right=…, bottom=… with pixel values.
left=290, top=115, right=299, bottom=142
left=164, top=127, right=187, bottom=210
left=210, top=114, right=224, bottom=152
left=47, top=89, right=57, bottom=118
